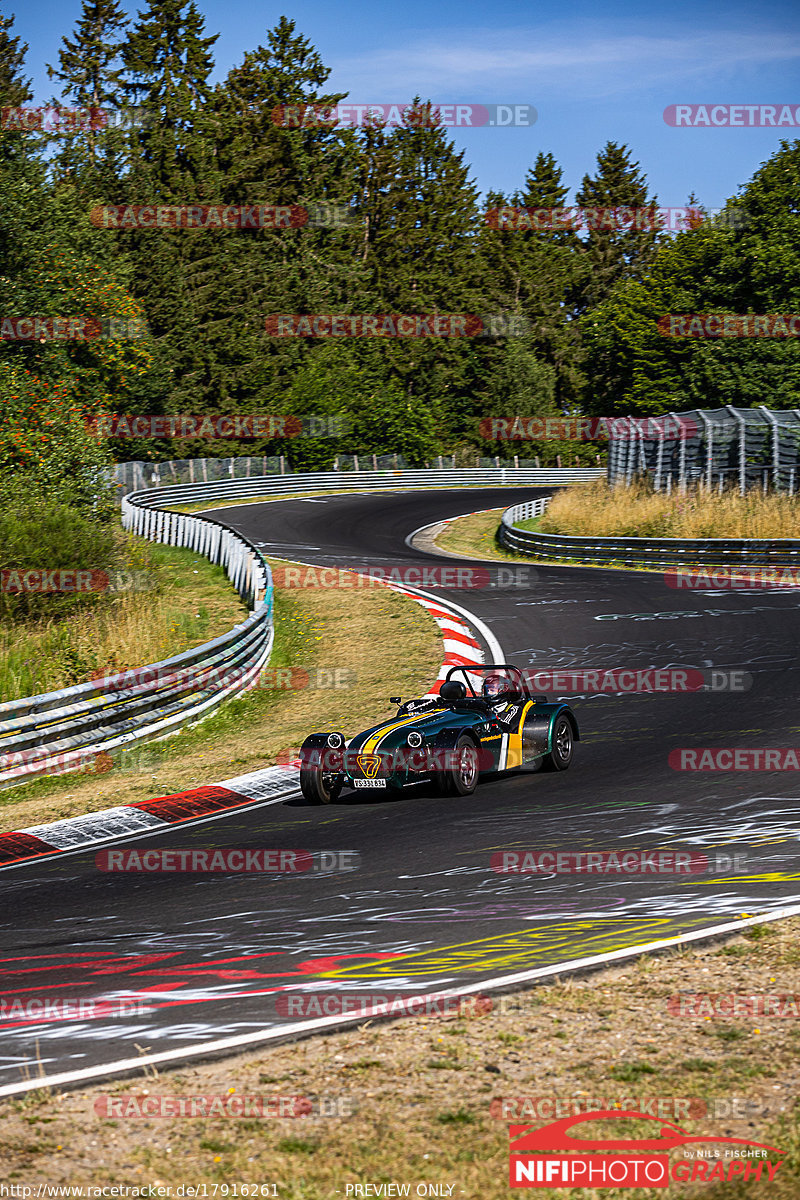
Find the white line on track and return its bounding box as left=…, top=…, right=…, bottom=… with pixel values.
left=3, top=905, right=797, bottom=1098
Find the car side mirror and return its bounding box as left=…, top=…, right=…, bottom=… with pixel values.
left=390, top=696, right=402, bottom=705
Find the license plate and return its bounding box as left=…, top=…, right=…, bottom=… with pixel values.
left=352, top=778, right=386, bottom=789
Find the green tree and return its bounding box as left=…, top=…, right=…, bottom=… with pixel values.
left=575, top=141, right=660, bottom=311
left=478, top=153, right=587, bottom=409
left=46, top=0, right=129, bottom=191
left=580, top=140, right=800, bottom=415
left=0, top=11, right=30, bottom=107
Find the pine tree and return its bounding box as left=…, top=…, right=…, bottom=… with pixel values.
left=46, top=0, right=128, bottom=188
left=352, top=99, right=482, bottom=439
left=0, top=12, right=30, bottom=107
left=575, top=141, right=659, bottom=310
left=120, top=0, right=217, bottom=200
left=0, top=11, right=47, bottom=362
left=516, top=151, right=577, bottom=246
left=479, top=153, right=587, bottom=410
left=163, top=18, right=360, bottom=442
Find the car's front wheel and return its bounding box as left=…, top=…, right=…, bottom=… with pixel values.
left=437, top=735, right=480, bottom=796
left=299, top=766, right=343, bottom=804
left=541, top=715, right=574, bottom=772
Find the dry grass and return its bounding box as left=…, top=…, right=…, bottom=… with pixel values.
left=432, top=508, right=527, bottom=562
left=0, top=558, right=442, bottom=831
left=4, top=918, right=800, bottom=1196
left=534, top=480, right=800, bottom=539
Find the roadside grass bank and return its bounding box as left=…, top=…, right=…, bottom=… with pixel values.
left=532, top=480, right=800, bottom=539
left=4, top=916, right=800, bottom=1197
left=0, top=537, right=246, bottom=702
left=433, top=508, right=531, bottom=562
left=0, top=558, right=442, bottom=831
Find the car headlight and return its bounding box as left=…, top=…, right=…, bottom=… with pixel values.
left=407, top=730, right=423, bottom=748
left=327, top=732, right=344, bottom=748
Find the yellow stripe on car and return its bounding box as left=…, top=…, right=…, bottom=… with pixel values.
left=362, top=711, right=442, bottom=754
left=506, top=701, right=534, bottom=770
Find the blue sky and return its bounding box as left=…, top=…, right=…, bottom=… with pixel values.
left=10, top=0, right=800, bottom=208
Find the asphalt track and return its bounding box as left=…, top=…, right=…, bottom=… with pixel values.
left=3, top=486, right=800, bottom=1094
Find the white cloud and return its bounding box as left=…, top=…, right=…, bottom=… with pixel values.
left=329, top=28, right=800, bottom=101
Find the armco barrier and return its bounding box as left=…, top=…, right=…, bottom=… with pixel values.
left=500, top=500, right=800, bottom=569
left=0, top=507, right=273, bottom=790
left=122, top=466, right=604, bottom=509
left=0, top=468, right=601, bottom=791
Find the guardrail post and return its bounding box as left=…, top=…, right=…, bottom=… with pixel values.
left=654, top=417, right=665, bottom=491
left=726, top=406, right=747, bottom=495
left=696, top=411, right=712, bottom=492
left=758, top=406, right=780, bottom=491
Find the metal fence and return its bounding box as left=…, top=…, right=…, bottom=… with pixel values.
left=499, top=500, right=800, bottom=570
left=607, top=407, right=800, bottom=494
left=0, top=506, right=273, bottom=791
left=114, top=457, right=603, bottom=497
left=122, top=466, right=604, bottom=510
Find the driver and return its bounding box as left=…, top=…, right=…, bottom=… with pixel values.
left=482, top=673, right=522, bottom=725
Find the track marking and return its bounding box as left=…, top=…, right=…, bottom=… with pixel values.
left=2, top=905, right=796, bottom=1098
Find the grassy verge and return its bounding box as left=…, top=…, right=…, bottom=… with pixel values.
left=537, top=480, right=800, bottom=539
left=4, top=916, right=800, bottom=1195
left=432, top=508, right=530, bottom=562
left=0, top=537, right=246, bottom=701
left=0, top=559, right=442, bottom=831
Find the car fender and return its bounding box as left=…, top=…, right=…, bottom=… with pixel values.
left=522, top=704, right=579, bottom=761
left=428, top=725, right=488, bottom=775
left=299, top=732, right=345, bottom=772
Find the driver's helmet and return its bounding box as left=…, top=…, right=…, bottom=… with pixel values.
left=482, top=673, right=516, bottom=702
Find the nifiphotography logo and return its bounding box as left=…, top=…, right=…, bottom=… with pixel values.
left=508, top=1109, right=784, bottom=1188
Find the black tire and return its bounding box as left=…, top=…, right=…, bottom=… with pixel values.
left=299, top=766, right=343, bottom=805
left=439, top=735, right=480, bottom=796
left=541, top=715, right=574, bottom=772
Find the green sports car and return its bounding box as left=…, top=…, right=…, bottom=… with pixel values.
left=298, top=664, right=579, bottom=804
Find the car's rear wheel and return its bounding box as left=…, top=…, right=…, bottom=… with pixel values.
left=437, top=735, right=480, bottom=796
left=300, top=766, right=343, bottom=804
left=541, top=715, right=573, bottom=772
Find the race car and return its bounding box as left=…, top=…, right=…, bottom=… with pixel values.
left=298, top=664, right=579, bottom=804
